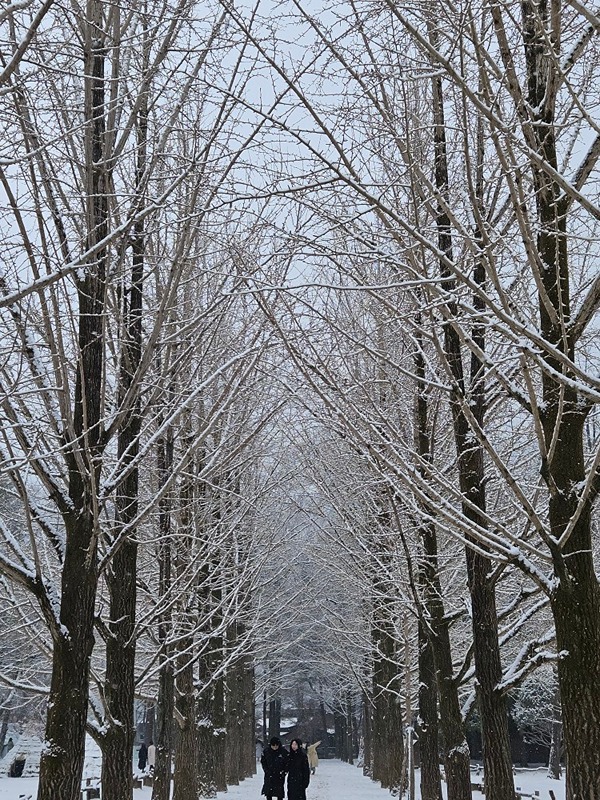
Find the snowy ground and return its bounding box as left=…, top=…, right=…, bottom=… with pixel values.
left=0, top=759, right=565, bottom=800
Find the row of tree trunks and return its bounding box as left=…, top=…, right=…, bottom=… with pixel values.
left=3, top=4, right=259, bottom=800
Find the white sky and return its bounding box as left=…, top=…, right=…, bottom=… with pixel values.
left=0, top=758, right=566, bottom=800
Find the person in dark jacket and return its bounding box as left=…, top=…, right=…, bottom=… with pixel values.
left=261, top=736, right=288, bottom=800
left=138, top=740, right=148, bottom=771
left=286, top=739, right=310, bottom=800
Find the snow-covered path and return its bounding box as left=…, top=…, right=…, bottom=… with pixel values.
left=247, top=761, right=563, bottom=800
left=221, top=761, right=564, bottom=800
left=0, top=759, right=565, bottom=800
left=228, top=759, right=393, bottom=800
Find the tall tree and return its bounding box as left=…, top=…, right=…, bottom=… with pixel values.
left=35, top=3, right=110, bottom=795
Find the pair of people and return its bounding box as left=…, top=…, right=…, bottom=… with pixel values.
left=261, top=736, right=310, bottom=800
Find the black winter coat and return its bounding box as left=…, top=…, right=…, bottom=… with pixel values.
left=138, top=743, right=148, bottom=771
left=286, top=749, right=310, bottom=800
left=261, top=746, right=289, bottom=798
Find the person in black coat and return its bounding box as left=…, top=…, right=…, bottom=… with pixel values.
left=261, top=736, right=289, bottom=800
left=138, top=740, right=148, bottom=771
left=286, top=739, right=310, bottom=800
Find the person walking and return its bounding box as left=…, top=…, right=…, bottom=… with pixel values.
left=261, top=736, right=288, bottom=800
left=147, top=741, right=156, bottom=774
left=306, top=741, right=321, bottom=776
left=286, top=739, right=310, bottom=800
left=138, top=740, right=148, bottom=772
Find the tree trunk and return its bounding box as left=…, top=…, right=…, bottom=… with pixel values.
left=334, top=709, right=345, bottom=760
left=226, top=655, right=243, bottom=785
left=414, top=325, right=471, bottom=800
left=268, top=693, right=282, bottom=741
left=172, top=651, right=198, bottom=800
left=465, top=547, right=514, bottom=798
left=371, top=596, right=403, bottom=791
left=417, top=619, right=443, bottom=800
left=152, top=429, right=175, bottom=800
left=209, top=567, right=227, bottom=792
left=428, top=35, right=514, bottom=799
left=0, top=708, right=9, bottom=756
left=101, top=94, right=146, bottom=800
left=37, top=517, right=98, bottom=800
left=152, top=651, right=175, bottom=800
left=37, top=9, right=107, bottom=798
left=101, top=534, right=137, bottom=800
left=197, top=562, right=226, bottom=796
left=212, top=669, right=227, bottom=791
left=236, top=652, right=255, bottom=779
left=225, top=635, right=255, bottom=783
left=551, top=543, right=600, bottom=792
left=346, top=693, right=354, bottom=765
left=551, top=530, right=600, bottom=798
left=547, top=681, right=562, bottom=781
left=172, top=423, right=198, bottom=800
left=517, top=3, right=600, bottom=796
left=197, top=664, right=217, bottom=798
left=319, top=692, right=328, bottom=743
left=246, top=660, right=257, bottom=777
left=362, top=692, right=372, bottom=776
left=197, top=648, right=226, bottom=795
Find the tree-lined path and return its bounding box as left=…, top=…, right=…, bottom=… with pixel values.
left=0, top=1, right=598, bottom=800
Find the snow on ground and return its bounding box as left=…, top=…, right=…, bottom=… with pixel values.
left=0, top=758, right=566, bottom=800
